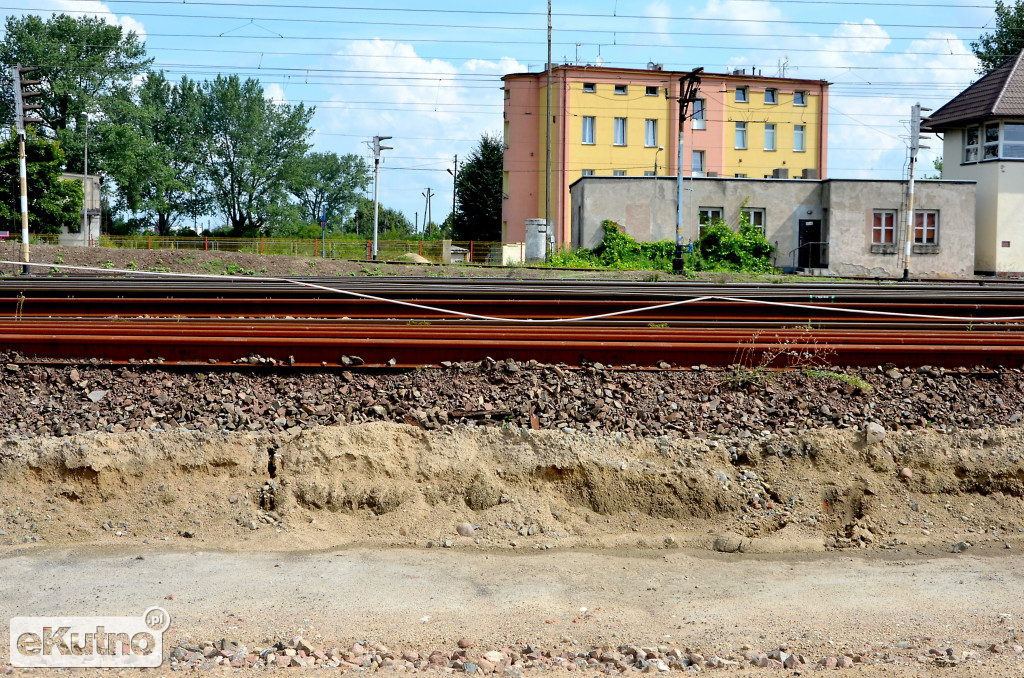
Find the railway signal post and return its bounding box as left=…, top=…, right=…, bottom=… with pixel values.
left=12, top=64, right=43, bottom=276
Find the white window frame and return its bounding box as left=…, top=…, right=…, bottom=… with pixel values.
left=794, top=124, right=806, bottom=152
left=643, top=170, right=656, bottom=176
left=984, top=123, right=1000, bottom=159
left=964, top=125, right=979, bottom=162
left=614, top=84, right=628, bottom=95
left=872, top=210, right=896, bottom=245
left=582, top=116, right=595, bottom=145
left=764, top=88, right=777, bottom=104
left=645, top=86, right=659, bottom=96
left=735, top=87, right=748, bottom=103
left=692, top=150, right=705, bottom=177
left=644, top=119, right=658, bottom=147
left=742, top=207, right=766, bottom=235
left=612, top=170, right=626, bottom=176
left=764, top=123, right=776, bottom=151
left=614, top=117, right=627, bottom=146
left=581, top=169, right=595, bottom=176
left=794, top=91, right=807, bottom=106
left=1006, top=123, right=1024, bottom=158
left=582, top=82, right=596, bottom=93
left=735, top=121, right=747, bottom=149
left=692, top=98, right=706, bottom=130
left=698, top=207, right=724, bottom=238
left=914, top=210, right=939, bottom=245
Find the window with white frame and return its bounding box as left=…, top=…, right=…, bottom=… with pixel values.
left=613, top=170, right=626, bottom=176
left=794, top=91, right=807, bottom=106
left=735, top=121, right=747, bottom=149
left=794, top=124, right=806, bottom=152
left=734, top=173, right=747, bottom=178
left=964, top=126, right=979, bottom=162
left=914, top=210, right=938, bottom=245
left=984, top=123, right=1000, bottom=159
left=742, top=207, right=766, bottom=234
left=698, top=207, right=723, bottom=238
left=582, top=116, right=595, bottom=144
left=645, top=86, right=658, bottom=96
left=872, top=210, right=896, bottom=245
left=764, top=123, right=776, bottom=151
left=644, top=170, right=656, bottom=176
left=614, top=84, right=627, bottom=95
left=614, top=117, right=627, bottom=146
left=581, top=169, right=595, bottom=176
left=582, top=82, right=596, bottom=92
left=1006, top=123, right=1024, bottom=158
left=692, top=150, right=705, bottom=177
left=692, top=98, right=705, bottom=130
left=735, top=87, right=748, bottom=103
left=645, top=119, right=658, bottom=147
left=765, top=88, right=777, bottom=104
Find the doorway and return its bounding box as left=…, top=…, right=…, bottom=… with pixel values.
left=798, top=219, right=826, bottom=269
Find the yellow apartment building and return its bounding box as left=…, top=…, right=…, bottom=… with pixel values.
left=502, top=64, right=830, bottom=246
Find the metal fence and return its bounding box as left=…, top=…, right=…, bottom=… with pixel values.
left=31, top=235, right=515, bottom=265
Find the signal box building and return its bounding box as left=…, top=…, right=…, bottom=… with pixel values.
left=501, top=64, right=830, bottom=247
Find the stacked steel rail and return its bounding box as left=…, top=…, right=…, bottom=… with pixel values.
left=1, top=277, right=1023, bottom=368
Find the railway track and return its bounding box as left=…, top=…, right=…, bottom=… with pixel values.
left=1, top=276, right=1023, bottom=369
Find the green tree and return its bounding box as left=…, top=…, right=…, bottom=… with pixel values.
left=0, top=13, right=151, bottom=173
left=923, top=157, right=943, bottom=180
left=0, top=128, right=81, bottom=234
left=287, top=151, right=370, bottom=233
left=102, top=72, right=207, bottom=235
left=452, top=133, right=503, bottom=241
left=196, top=75, right=314, bottom=236
left=345, top=196, right=413, bottom=237
left=971, top=1, right=1024, bottom=74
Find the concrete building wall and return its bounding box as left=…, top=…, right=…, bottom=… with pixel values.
left=570, top=176, right=976, bottom=278
left=59, top=173, right=101, bottom=247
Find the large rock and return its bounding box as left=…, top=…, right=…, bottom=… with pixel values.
left=865, top=422, right=886, bottom=444
left=713, top=534, right=746, bottom=553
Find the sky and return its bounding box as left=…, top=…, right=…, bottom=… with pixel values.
left=13, top=0, right=997, bottom=231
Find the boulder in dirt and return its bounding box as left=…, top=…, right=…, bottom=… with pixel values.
left=713, top=534, right=746, bottom=553
left=865, top=422, right=886, bottom=444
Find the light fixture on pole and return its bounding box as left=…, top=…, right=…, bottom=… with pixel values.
left=653, top=146, right=663, bottom=176
left=371, top=135, right=392, bottom=260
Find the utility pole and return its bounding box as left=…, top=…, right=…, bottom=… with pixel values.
left=371, top=135, right=392, bottom=260
left=320, top=205, right=328, bottom=259
left=544, top=0, right=552, bottom=249
left=902, top=102, right=931, bottom=281
left=673, top=68, right=703, bottom=275
left=12, top=64, right=42, bottom=276
left=82, top=113, right=89, bottom=238
left=422, top=188, right=435, bottom=236
left=446, top=154, right=458, bottom=236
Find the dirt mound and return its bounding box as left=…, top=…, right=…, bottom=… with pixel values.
left=1, top=423, right=1022, bottom=555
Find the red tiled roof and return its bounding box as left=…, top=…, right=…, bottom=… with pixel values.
left=923, top=50, right=1024, bottom=131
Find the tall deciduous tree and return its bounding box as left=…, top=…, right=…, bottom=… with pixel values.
left=287, top=151, right=370, bottom=232
left=452, top=134, right=503, bottom=241
left=196, top=75, right=314, bottom=236
left=0, top=128, right=81, bottom=234
left=0, top=13, right=151, bottom=173
left=102, top=72, right=207, bottom=235
left=971, top=1, right=1024, bottom=74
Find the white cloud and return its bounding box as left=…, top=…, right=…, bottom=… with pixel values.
left=265, top=83, right=288, bottom=105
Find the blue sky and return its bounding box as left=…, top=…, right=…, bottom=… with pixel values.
left=19, top=0, right=995, bottom=231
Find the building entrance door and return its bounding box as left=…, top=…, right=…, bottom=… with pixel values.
left=798, top=219, right=826, bottom=269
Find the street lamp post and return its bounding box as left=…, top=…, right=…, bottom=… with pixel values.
left=654, top=146, right=663, bottom=176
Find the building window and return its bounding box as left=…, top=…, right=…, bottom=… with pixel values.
left=692, top=98, right=705, bottom=130
left=764, top=123, right=776, bottom=151
left=914, top=210, right=938, bottom=244
left=742, top=207, right=766, bottom=235
left=765, top=88, right=777, bottom=104
left=735, top=121, right=747, bottom=149
left=582, top=82, right=596, bottom=93
left=643, top=170, right=656, bottom=176
left=692, top=150, right=705, bottom=177
left=872, top=210, right=896, bottom=244
left=614, top=84, right=627, bottom=95
left=984, top=123, right=1000, bottom=159
left=1006, top=123, right=1024, bottom=158
left=645, top=86, right=659, bottom=96
left=964, top=126, right=979, bottom=162
left=613, top=170, right=626, bottom=176
left=581, top=169, right=595, bottom=176
left=794, top=124, right=806, bottom=152
left=699, top=207, right=724, bottom=238
left=614, top=117, right=627, bottom=146
left=582, top=116, right=595, bottom=145
left=644, top=119, right=658, bottom=147
left=735, top=87, right=748, bottom=103
left=794, top=91, right=807, bottom=106
left=734, top=173, right=747, bottom=178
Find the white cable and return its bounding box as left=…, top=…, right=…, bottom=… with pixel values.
left=3, top=260, right=1024, bottom=324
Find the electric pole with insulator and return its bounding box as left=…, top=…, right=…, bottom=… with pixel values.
left=12, top=64, right=42, bottom=275
left=674, top=68, right=703, bottom=275
left=371, top=135, right=392, bottom=260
